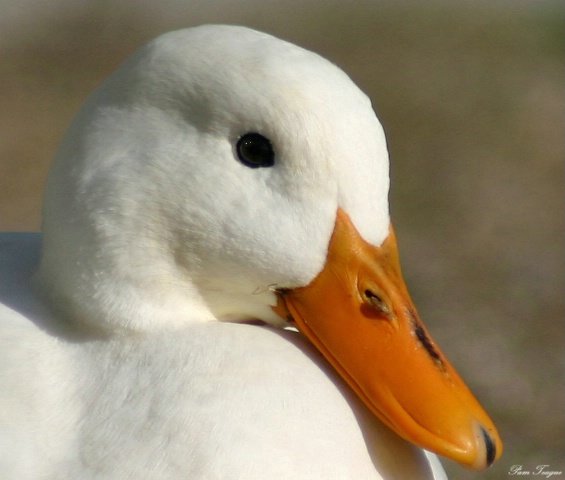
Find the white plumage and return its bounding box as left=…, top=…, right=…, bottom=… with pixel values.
left=0, top=24, right=497, bottom=479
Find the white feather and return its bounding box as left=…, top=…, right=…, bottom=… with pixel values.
left=0, top=25, right=446, bottom=479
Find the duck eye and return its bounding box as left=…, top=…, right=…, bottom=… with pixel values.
left=236, top=133, right=275, bottom=168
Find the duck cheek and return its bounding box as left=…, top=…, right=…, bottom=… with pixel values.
left=272, top=207, right=502, bottom=470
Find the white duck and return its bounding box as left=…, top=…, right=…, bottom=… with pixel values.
left=0, top=25, right=502, bottom=479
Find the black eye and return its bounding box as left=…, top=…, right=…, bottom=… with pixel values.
left=236, top=133, right=275, bottom=168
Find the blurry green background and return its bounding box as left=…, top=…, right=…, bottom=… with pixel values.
left=0, top=1, right=563, bottom=478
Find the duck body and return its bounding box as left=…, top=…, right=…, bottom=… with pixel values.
left=0, top=24, right=501, bottom=479
left=0, top=235, right=441, bottom=479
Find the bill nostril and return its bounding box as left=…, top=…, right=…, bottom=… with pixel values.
left=363, top=289, right=392, bottom=318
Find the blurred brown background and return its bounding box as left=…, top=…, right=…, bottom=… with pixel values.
left=1, top=1, right=563, bottom=478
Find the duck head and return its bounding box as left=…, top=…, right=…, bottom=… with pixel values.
left=37, top=25, right=502, bottom=469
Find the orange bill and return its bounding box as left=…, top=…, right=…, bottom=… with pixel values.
left=273, top=208, right=502, bottom=470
